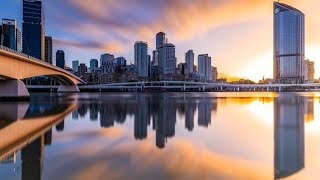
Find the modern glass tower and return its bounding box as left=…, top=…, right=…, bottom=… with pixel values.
left=22, top=0, right=45, bottom=60
left=156, top=32, right=166, bottom=49
left=134, top=41, right=149, bottom=77
left=274, top=2, right=305, bottom=84
left=56, top=50, right=65, bottom=69
left=1, top=19, right=22, bottom=52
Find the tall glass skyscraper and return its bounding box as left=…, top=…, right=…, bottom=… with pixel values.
left=156, top=32, right=166, bottom=49
left=1, top=19, right=22, bottom=52
left=56, top=50, right=65, bottom=69
left=134, top=41, right=149, bottom=77
left=22, top=0, right=45, bottom=60
left=45, top=36, right=52, bottom=64
left=274, top=2, right=305, bottom=84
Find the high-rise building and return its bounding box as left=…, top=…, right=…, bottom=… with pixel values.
left=90, top=59, right=98, bottom=72
left=198, top=54, right=212, bottom=81
left=78, top=63, right=87, bottom=77
left=156, top=32, right=166, bottom=49
left=152, top=50, right=159, bottom=66
left=56, top=50, right=65, bottom=69
left=212, top=66, right=218, bottom=81
left=100, top=53, right=115, bottom=73
left=158, top=43, right=176, bottom=75
left=134, top=41, right=149, bottom=77
left=274, top=2, right=305, bottom=84
left=72, top=60, right=79, bottom=72
left=1, top=19, right=22, bottom=52
left=44, top=36, right=52, bottom=64
left=115, top=57, right=127, bottom=67
left=22, top=0, right=45, bottom=60
left=303, top=59, right=314, bottom=81
left=185, top=50, right=195, bottom=73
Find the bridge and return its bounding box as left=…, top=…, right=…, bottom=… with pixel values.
left=0, top=45, right=85, bottom=99
left=28, top=81, right=320, bottom=92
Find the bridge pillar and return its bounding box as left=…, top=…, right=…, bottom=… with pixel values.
left=0, top=80, right=30, bottom=100
left=57, top=85, right=80, bottom=93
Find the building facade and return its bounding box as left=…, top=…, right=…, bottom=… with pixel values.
left=134, top=41, right=149, bottom=77
left=158, top=43, right=176, bottom=75
left=274, top=2, right=305, bottom=84
left=22, top=0, right=45, bottom=60
left=156, top=32, right=166, bottom=49
left=185, top=50, right=195, bottom=73
left=101, top=53, right=115, bottom=73
left=1, top=19, right=22, bottom=52
left=78, top=63, right=87, bottom=78
left=72, top=60, right=79, bottom=73
left=90, top=59, right=99, bottom=72
left=45, top=36, right=52, bottom=64
left=56, top=50, right=65, bottom=69
left=212, top=66, right=218, bottom=81
left=303, top=59, right=315, bottom=81
left=198, top=54, right=212, bottom=81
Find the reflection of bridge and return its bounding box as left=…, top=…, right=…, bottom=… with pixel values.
left=29, top=81, right=320, bottom=92
left=0, top=101, right=77, bottom=160
left=0, top=45, right=85, bottom=99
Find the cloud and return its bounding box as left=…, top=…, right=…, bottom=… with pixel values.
left=53, top=38, right=124, bottom=53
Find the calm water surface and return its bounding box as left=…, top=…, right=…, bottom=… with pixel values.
left=0, top=92, right=320, bottom=180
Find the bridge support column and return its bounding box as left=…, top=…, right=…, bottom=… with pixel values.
left=58, top=85, right=80, bottom=93
left=0, top=80, right=30, bottom=100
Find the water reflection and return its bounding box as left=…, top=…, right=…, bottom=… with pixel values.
left=1, top=93, right=318, bottom=180
left=274, top=95, right=306, bottom=179
left=72, top=94, right=219, bottom=149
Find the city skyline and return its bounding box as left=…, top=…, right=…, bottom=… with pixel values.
left=1, top=0, right=320, bottom=81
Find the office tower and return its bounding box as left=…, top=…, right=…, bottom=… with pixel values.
left=274, top=2, right=305, bottom=84
left=198, top=54, right=212, bottom=81
left=185, top=50, right=194, bottom=73
left=212, top=66, right=218, bottom=81
left=22, top=0, right=45, bottom=60
left=78, top=63, right=87, bottom=77
left=274, top=95, right=305, bottom=179
left=56, top=50, right=65, bottom=69
left=1, top=19, right=22, bottom=52
left=156, top=32, right=166, bottom=49
left=100, top=53, right=115, bottom=73
left=134, top=41, right=149, bottom=77
left=90, top=59, right=98, bottom=72
left=303, top=59, right=314, bottom=81
left=44, top=36, right=52, bottom=64
left=158, top=43, right=176, bottom=74
left=72, top=60, right=79, bottom=72
left=152, top=50, right=159, bottom=66
left=115, top=57, right=127, bottom=67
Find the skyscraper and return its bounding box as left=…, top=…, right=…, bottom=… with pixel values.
left=134, top=41, right=149, bottom=77
left=185, top=50, right=195, bottom=73
left=56, top=50, right=65, bottom=69
left=90, top=59, right=98, bottom=72
left=158, top=43, right=176, bottom=75
left=156, top=32, right=166, bottom=49
left=45, top=36, right=52, bottom=64
left=274, top=2, right=305, bottom=84
left=198, top=54, right=212, bottom=81
left=100, top=53, right=115, bottom=73
left=22, top=0, right=45, bottom=60
left=72, top=60, right=79, bottom=72
left=1, top=19, right=22, bottom=52
left=303, top=59, right=314, bottom=81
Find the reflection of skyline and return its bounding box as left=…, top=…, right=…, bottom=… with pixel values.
left=72, top=94, right=218, bottom=149
left=274, top=95, right=305, bottom=179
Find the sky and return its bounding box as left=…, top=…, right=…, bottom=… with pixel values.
left=1, top=0, right=320, bottom=82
